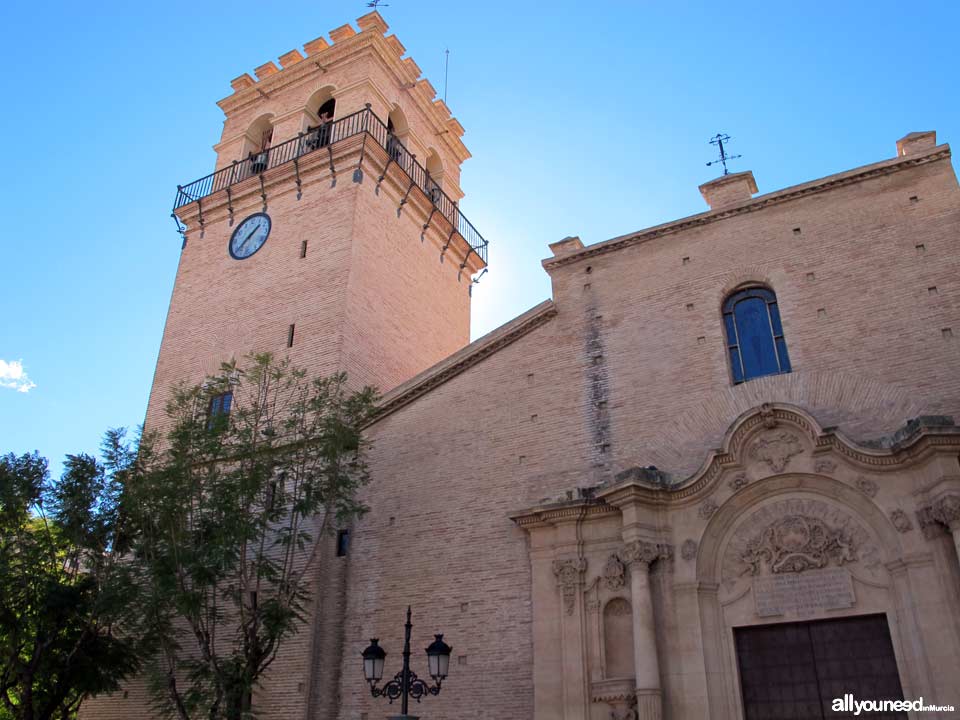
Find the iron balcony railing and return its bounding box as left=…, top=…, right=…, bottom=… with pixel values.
left=174, top=107, right=488, bottom=265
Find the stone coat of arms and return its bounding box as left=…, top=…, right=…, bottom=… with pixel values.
left=742, top=515, right=856, bottom=575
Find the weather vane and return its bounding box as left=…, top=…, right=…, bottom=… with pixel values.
left=706, top=133, right=742, bottom=176
left=366, top=0, right=389, bottom=8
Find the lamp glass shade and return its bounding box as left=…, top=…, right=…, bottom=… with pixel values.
left=425, top=634, right=452, bottom=680
left=361, top=639, right=386, bottom=682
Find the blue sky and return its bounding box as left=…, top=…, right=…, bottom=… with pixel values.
left=1, top=0, right=958, bottom=475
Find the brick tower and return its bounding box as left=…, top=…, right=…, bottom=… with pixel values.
left=145, top=10, right=487, bottom=432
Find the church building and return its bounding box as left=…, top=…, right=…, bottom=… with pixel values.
left=90, top=11, right=960, bottom=720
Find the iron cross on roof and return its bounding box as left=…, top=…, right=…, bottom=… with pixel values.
left=706, top=133, right=742, bottom=176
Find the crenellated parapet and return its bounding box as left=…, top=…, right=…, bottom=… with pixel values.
left=214, top=10, right=469, bottom=173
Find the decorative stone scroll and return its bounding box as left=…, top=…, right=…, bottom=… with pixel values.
left=749, top=431, right=803, bottom=473
left=917, top=505, right=947, bottom=540
left=855, top=477, right=878, bottom=498
left=814, top=459, right=837, bottom=474
left=890, top=509, right=913, bottom=533
left=741, top=514, right=857, bottom=575
left=728, top=473, right=750, bottom=492
left=553, top=557, right=587, bottom=615
left=603, top=554, right=626, bottom=590
left=930, top=494, right=960, bottom=530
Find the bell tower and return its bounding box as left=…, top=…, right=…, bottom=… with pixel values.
left=147, top=11, right=487, bottom=429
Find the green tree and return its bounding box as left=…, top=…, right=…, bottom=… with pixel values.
left=0, top=440, right=143, bottom=720
left=124, top=353, right=377, bottom=720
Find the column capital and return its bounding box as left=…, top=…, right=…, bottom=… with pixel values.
left=930, top=494, right=960, bottom=530
left=620, top=540, right=672, bottom=570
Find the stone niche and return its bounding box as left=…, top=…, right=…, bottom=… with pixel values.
left=585, top=552, right=638, bottom=720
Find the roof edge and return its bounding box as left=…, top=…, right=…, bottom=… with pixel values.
left=543, top=143, right=952, bottom=271
left=367, top=299, right=558, bottom=425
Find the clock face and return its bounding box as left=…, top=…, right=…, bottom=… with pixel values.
left=229, top=213, right=271, bottom=260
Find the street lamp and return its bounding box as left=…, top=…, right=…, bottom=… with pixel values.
left=361, top=606, right=452, bottom=719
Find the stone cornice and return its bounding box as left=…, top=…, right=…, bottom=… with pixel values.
left=509, top=498, right=618, bottom=530
left=510, top=407, right=960, bottom=522
left=600, top=406, right=960, bottom=506
left=367, top=300, right=558, bottom=426
left=542, top=144, right=952, bottom=272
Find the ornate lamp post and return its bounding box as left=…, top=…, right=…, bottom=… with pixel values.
left=361, top=606, right=452, bottom=720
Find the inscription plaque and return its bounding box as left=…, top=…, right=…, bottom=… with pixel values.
left=753, top=567, right=855, bottom=617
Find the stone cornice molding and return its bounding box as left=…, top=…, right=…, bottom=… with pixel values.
left=368, top=301, right=558, bottom=426
left=598, top=405, right=960, bottom=506
left=590, top=678, right=637, bottom=704
left=511, top=407, right=960, bottom=524
left=509, top=497, right=617, bottom=530
left=542, top=145, right=951, bottom=272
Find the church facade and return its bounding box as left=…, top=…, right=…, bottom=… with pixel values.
left=90, top=11, right=960, bottom=720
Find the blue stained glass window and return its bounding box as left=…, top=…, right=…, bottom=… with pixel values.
left=722, top=287, right=791, bottom=383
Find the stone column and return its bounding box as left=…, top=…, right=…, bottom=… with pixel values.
left=620, top=540, right=670, bottom=720
left=930, top=494, right=960, bottom=561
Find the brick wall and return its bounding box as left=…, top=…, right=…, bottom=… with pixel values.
left=328, top=145, right=960, bottom=719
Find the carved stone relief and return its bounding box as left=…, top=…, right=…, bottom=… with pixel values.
left=722, top=498, right=883, bottom=592
left=749, top=432, right=803, bottom=473
left=620, top=540, right=671, bottom=569
left=699, top=498, right=719, bottom=519
left=740, top=515, right=856, bottom=575
left=855, top=477, right=878, bottom=498
left=603, top=554, right=626, bottom=590
left=930, top=494, right=960, bottom=530
left=917, top=505, right=948, bottom=540
left=553, top=557, right=587, bottom=615
left=814, top=459, right=837, bottom=474
left=890, top=509, right=913, bottom=533
left=681, top=539, right=698, bottom=561
left=728, top=473, right=750, bottom=491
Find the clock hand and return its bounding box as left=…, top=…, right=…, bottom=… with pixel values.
left=236, top=226, right=258, bottom=254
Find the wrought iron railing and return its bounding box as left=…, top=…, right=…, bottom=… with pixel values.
left=173, top=107, right=487, bottom=265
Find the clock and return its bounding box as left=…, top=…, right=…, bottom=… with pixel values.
left=229, top=213, right=271, bottom=260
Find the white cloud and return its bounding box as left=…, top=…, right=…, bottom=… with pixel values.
left=0, top=359, right=37, bottom=393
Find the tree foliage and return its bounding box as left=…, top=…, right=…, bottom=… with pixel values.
left=0, top=439, right=143, bottom=720
left=124, top=353, right=377, bottom=720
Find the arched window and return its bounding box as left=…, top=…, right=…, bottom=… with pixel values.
left=722, top=286, right=791, bottom=383
left=425, top=150, right=444, bottom=204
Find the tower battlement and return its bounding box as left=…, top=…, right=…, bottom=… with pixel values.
left=213, top=10, right=468, bottom=198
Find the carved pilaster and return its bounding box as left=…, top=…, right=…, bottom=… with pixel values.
left=929, top=495, right=960, bottom=563
left=552, top=557, right=587, bottom=616
left=634, top=691, right=662, bottom=720
left=603, top=554, right=626, bottom=590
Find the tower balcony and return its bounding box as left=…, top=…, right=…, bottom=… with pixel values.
left=173, top=106, right=488, bottom=267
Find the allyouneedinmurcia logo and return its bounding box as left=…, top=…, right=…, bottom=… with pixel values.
left=832, top=695, right=955, bottom=715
